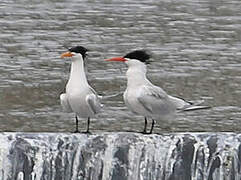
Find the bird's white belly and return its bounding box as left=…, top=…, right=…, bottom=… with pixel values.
left=66, top=89, right=94, bottom=118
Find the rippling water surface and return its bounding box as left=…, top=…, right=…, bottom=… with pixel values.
left=0, top=0, right=241, bottom=132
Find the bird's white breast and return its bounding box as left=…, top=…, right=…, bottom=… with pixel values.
left=124, top=88, right=149, bottom=116
left=66, top=79, right=95, bottom=118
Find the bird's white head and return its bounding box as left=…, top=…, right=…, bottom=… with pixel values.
left=105, top=50, right=151, bottom=68
left=105, top=50, right=151, bottom=84
left=61, top=46, right=88, bottom=62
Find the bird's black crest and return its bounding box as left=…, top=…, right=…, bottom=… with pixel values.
left=124, top=50, right=151, bottom=63
left=69, top=46, right=88, bottom=59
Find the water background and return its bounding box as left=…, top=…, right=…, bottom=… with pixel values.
left=1, top=0, right=241, bottom=133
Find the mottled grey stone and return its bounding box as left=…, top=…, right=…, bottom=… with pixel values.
left=0, top=132, right=241, bottom=180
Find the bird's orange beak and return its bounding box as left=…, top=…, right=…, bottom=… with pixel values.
left=61, top=51, right=73, bottom=58
left=105, top=57, right=127, bottom=62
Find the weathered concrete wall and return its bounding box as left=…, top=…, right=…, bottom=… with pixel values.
left=0, top=132, right=240, bottom=180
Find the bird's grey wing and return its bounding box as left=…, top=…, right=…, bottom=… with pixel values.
left=89, top=86, right=98, bottom=95
left=168, top=95, right=190, bottom=110
left=86, top=93, right=102, bottom=114
left=89, top=85, right=121, bottom=100
left=98, top=92, right=123, bottom=100
left=169, top=95, right=210, bottom=111
left=60, top=93, right=72, bottom=112
left=89, top=86, right=105, bottom=101
left=137, top=85, right=169, bottom=113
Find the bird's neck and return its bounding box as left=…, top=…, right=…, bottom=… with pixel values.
left=126, top=65, right=149, bottom=87
left=68, top=59, right=88, bottom=86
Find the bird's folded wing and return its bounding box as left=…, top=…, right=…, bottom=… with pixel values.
left=60, top=93, right=72, bottom=112
left=98, top=92, right=123, bottom=100
left=169, top=95, right=210, bottom=111
left=89, top=86, right=98, bottom=96
left=168, top=95, right=190, bottom=110
left=86, top=94, right=102, bottom=114
left=137, top=85, right=168, bottom=113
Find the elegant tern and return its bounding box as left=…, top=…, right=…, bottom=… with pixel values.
left=105, top=50, right=209, bottom=134
left=60, top=46, right=102, bottom=133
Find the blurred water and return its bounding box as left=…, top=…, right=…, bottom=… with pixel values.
left=0, top=0, right=241, bottom=133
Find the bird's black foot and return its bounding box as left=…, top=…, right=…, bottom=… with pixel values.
left=73, top=130, right=80, bottom=133
left=141, top=129, right=149, bottom=134
left=82, top=130, right=91, bottom=134
left=140, top=130, right=153, bottom=134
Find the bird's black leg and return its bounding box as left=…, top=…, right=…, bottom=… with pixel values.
left=149, top=119, right=155, bottom=134
left=142, top=117, right=148, bottom=134
left=74, top=115, right=80, bottom=133
left=84, top=117, right=91, bottom=134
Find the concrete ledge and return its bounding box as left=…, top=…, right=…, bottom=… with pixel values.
left=0, top=132, right=240, bottom=180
